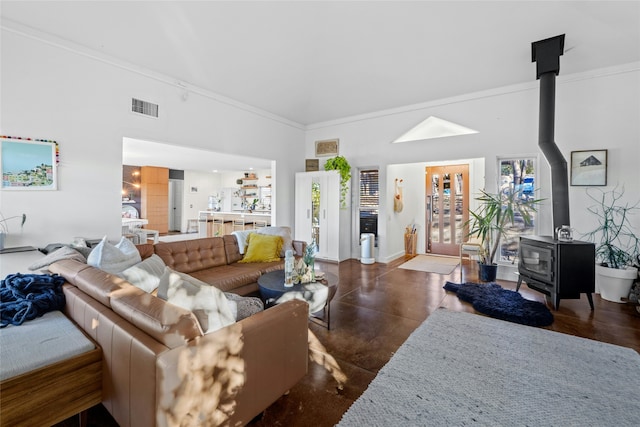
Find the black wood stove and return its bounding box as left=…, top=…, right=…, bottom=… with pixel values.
left=516, top=236, right=595, bottom=310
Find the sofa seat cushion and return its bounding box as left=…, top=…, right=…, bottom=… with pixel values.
left=230, top=261, right=284, bottom=275
left=189, top=265, right=262, bottom=293
left=154, top=237, right=227, bottom=274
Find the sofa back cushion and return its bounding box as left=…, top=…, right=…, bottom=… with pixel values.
left=111, top=285, right=203, bottom=348
left=154, top=237, right=228, bottom=273
left=50, top=259, right=131, bottom=307
left=136, top=243, right=155, bottom=260
left=223, top=235, right=243, bottom=264
left=51, top=259, right=202, bottom=347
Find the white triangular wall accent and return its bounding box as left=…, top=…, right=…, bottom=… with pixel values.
left=392, top=116, right=478, bottom=143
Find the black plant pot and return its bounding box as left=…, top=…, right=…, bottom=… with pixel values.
left=478, top=263, right=498, bottom=282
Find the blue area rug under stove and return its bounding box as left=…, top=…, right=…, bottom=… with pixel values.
left=443, top=281, right=554, bottom=326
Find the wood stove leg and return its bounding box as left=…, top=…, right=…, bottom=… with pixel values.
left=553, top=294, right=561, bottom=311
left=586, top=293, right=594, bottom=310
left=515, top=276, right=523, bottom=292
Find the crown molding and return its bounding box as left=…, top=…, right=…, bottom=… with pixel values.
left=1, top=18, right=306, bottom=131
left=306, top=61, right=640, bottom=131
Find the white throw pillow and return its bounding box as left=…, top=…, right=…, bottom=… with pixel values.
left=256, top=226, right=293, bottom=257
left=231, top=230, right=254, bottom=255
left=119, top=254, right=166, bottom=293
left=157, top=267, right=235, bottom=334
left=87, top=236, right=142, bottom=274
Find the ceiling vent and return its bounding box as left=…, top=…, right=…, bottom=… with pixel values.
left=131, top=98, right=159, bottom=118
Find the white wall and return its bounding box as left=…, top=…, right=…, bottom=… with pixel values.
left=1, top=27, right=304, bottom=247
left=306, top=64, right=640, bottom=263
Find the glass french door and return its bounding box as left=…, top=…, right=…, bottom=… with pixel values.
left=425, top=165, right=469, bottom=256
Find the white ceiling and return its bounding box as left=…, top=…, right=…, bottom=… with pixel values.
left=3, top=1, right=639, bottom=171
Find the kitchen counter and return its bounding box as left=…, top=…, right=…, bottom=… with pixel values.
left=197, top=211, right=272, bottom=236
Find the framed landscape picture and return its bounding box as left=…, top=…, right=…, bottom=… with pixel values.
left=1, top=138, right=57, bottom=190
left=570, top=149, right=607, bottom=186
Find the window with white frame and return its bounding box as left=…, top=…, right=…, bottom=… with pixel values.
left=498, top=157, right=538, bottom=263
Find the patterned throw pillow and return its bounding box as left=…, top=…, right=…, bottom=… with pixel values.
left=238, top=233, right=283, bottom=263
left=119, top=254, right=166, bottom=293
left=157, top=267, right=235, bottom=334
left=224, top=293, right=264, bottom=321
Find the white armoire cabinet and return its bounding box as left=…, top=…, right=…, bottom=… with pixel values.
left=295, top=170, right=347, bottom=262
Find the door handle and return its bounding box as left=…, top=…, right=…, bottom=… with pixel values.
left=427, top=195, right=433, bottom=222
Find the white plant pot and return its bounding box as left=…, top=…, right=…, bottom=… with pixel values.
left=595, top=265, right=638, bottom=303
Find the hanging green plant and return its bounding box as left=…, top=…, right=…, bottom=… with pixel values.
left=324, top=155, right=351, bottom=208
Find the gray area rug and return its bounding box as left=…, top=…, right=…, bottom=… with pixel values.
left=338, top=309, right=639, bottom=426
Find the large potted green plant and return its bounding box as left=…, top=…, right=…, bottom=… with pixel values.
left=324, top=155, right=351, bottom=209
left=466, top=188, right=541, bottom=281
left=582, top=187, right=640, bottom=303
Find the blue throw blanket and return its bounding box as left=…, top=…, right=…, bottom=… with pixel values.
left=0, top=273, right=65, bottom=327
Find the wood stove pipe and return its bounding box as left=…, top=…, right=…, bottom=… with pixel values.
left=532, top=34, right=570, bottom=236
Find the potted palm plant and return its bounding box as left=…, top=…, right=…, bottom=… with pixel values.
left=466, top=188, right=541, bottom=281
left=582, top=187, right=640, bottom=302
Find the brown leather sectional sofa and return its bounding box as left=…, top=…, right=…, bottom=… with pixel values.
left=49, top=234, right=309, bottom=427
left=136, top=235, right=306, bottom=296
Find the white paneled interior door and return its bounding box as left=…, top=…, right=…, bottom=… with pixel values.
left=295, top=171, right=340, bottom=261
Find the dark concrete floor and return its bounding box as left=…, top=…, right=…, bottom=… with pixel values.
left=56, top=256, right=640, bottom=426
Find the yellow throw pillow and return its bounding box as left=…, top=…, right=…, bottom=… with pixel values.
left=239, top=233, right=283, bottom=263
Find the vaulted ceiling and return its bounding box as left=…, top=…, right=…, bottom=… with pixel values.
left=3, top=1, right=639, bottom=127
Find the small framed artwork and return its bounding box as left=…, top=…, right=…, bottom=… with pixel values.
left=1, top=138, right=57, bottom=190
left=315, top=138, right=339, bottom=157
left=305, top=159, right=319, bottom=171
left=570, top=149, right=607, bottom=186
left=190, top=185, right=198, bottom=193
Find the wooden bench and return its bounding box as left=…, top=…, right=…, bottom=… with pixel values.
left=0, top=311, right=102, bottom=426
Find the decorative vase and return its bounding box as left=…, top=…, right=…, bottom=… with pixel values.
left=596, top=265, right=638, bottom=303
left=307, top=258, right=315, bottom=282
left=478, top=263, right=498, bottom=282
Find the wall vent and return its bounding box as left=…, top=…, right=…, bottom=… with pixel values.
left=131, top=98, right=159, bottom=118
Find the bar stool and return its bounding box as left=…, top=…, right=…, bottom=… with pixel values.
left=212, top=217, right=225, bottom=236
left=253, top=220, right=267, bottom=229
left=232, top=218, right=246, bottom=231
left=186, top=219, right=199, bottom=233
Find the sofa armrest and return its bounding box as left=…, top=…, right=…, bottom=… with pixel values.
left=156, top=299, right=309, bottom=426
left=292, top=240, right=307, bottom=257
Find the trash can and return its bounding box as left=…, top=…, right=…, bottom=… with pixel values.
left=360, top=233, right=375, bottom=264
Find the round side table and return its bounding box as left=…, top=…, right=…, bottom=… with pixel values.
left=258, top=270, right=338, bottom=329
